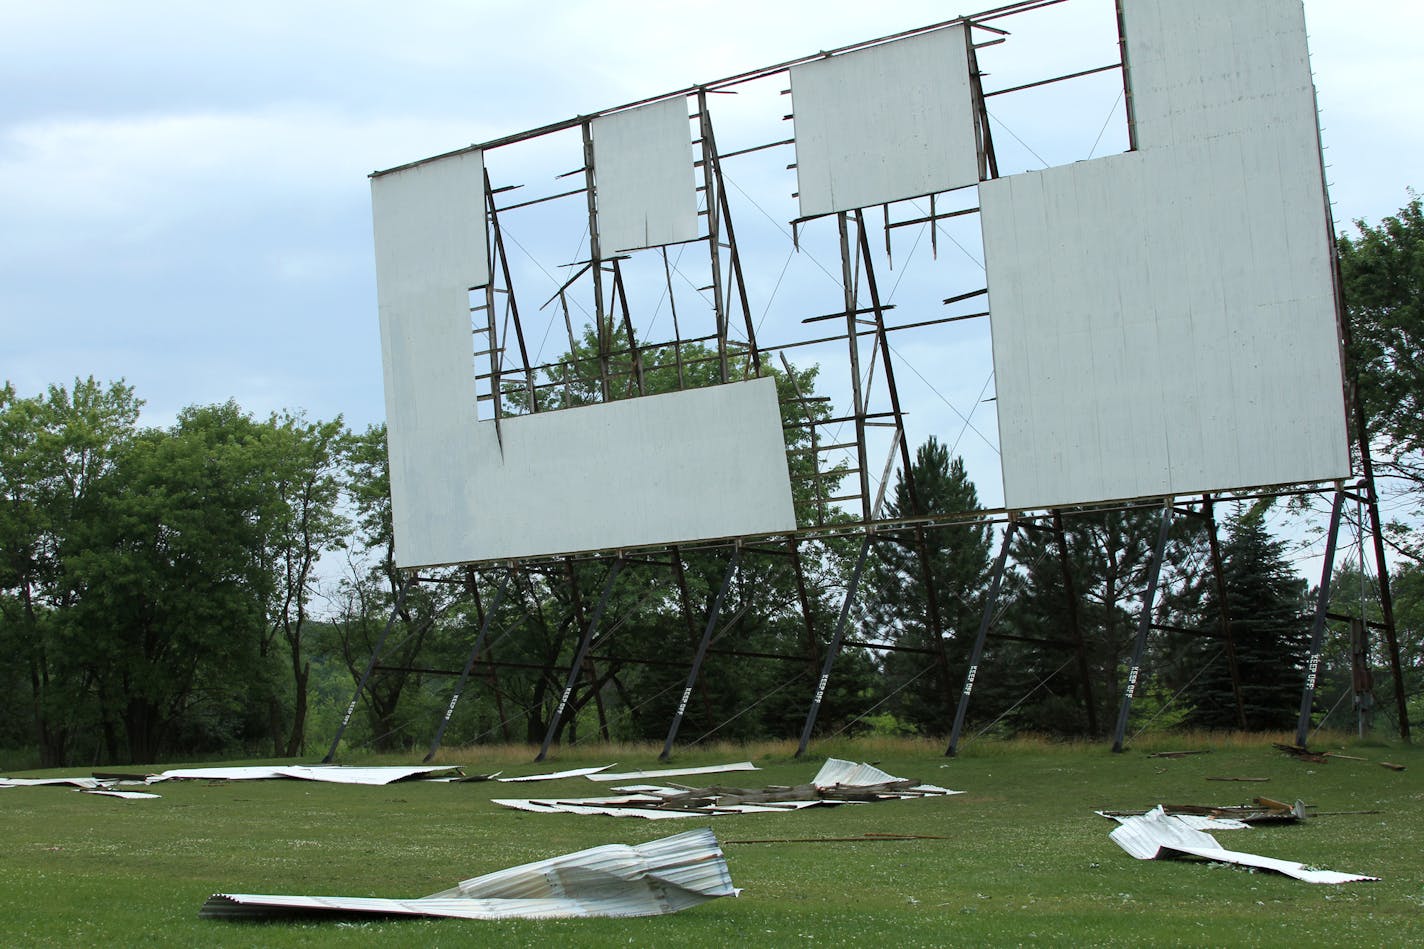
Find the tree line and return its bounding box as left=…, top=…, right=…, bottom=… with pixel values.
left=2, top=197, right=1420, bottom=766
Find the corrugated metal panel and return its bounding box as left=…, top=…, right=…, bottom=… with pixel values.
left=491, top=761, right=959, bottom=819
left=81, top=788, right=160, bottom=799
left=591, top=98, right=699, bottom=253
left=811, top=758, right=900, bottom=788
left=791, top=25, right=979, bottom=217
left=151, top=765, right=462, bottom=785
left=587, top=762, right=759, bottom=783
left=1, top=776, right=107, bottom=789
left=496, top=765, right=614, bottom=783
left=1109, top=807, right=1378, bottom=884
left=202, top=828, right=736, bottom=920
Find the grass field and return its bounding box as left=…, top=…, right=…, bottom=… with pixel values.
left=1, top=732, right=1420, bottom=947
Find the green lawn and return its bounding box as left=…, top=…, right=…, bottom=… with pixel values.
left=1, top=733, right=1420, bottom=947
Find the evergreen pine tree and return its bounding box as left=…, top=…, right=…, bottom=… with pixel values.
left=1186, top=508, right=1308, bottom=729
left=863, top=437, right=990, bottom=734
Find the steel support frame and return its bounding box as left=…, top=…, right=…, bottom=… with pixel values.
left=421, top=574, right=511, bottom=762
left=323, top=574, right=413, bottom=763
left=1110, top=500, right=1174, bottom=753
left=536, top=558, right=624, bottom=761
left=1295, top=489, right=1347, bottom=747
left=795, top=534, right=875, bottom=757
left=946, top=521, right=1016, bottom=756
left=660, top=548, right=743, bottom=760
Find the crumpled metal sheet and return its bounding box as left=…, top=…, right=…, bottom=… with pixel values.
left=150, top=765, right=463, bottom=785
left=586, top=762, right=759, bottom=782
left=1097, top=810, right=1252, bottom=831
left=495, top=765, right=614, bottom=782
left=1, top=776, right=107, bottom=789
left=1, top=776, right=160, bottom=799
left=201, top=828, right=737, bottom=921
left=1109, top=807, right=1378, bottom=884
left=491, top=760, right=960, bottom=819
left=812, top=758, right=901, bottom=788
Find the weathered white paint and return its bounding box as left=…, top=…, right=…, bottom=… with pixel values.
left=371, top=151, right=490, bottom=571
left=1123, top=0, right=1317, bottom=150
left=981, top=0, right=1348, bottom=511
left=790, top=25, right=979, bottom=218
left=591, top=98, right=699, bottom=252
left=371, top=149, right=795, bottom=568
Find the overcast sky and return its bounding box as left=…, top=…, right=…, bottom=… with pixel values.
left=3, top=0, right=1420, bottom=568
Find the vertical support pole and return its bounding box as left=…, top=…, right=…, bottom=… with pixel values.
left=1295, top=490, right=1346, bottom=747
left=580, top=119, right=611, bottom=402
left=1351, top=617, right=1374, bottom=738
left=1203, top=495, right=1248, bottom=729
left=424, top=575, right=510, bottom=762
left=537, top=559, right=623, bottom=762
left=706, top=112, right=760, bottom=375
left=964, top=23, right=997, bottom=180
left=1114, top=0, right=1138, bottom=152
left=779, top=352, right=828, bottom=526
left=1111, top=501, right=1174, bottom=753
left=1332, top=180, right=1408, bottom=741
left=485, top=166, right=537, bottom=412
left=697, top=88, right=730, bottom=384
left=789, top=537, right=821, bottom=684
left=796, top=535, right=874, bottom=757
left=323, top=575, right=412, bottom=763
left=662, top=248, right=687, bottom=390
left=946, top=522, right=1016, bottom=757
left=838, top=212, right=871, bottom=522
left=1052, top=510, right=1098, bottom=736
left=610, top=259, right=645, bottom=396
left=661, top=549, right=742, bottom=760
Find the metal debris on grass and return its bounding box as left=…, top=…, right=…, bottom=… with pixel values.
left=2, top=776, right=110, bottom=789
left=201, top=827, right=736, bottom=921
left=493, top=765, right=615, bottom=782
left=1097, top=797, right=1308, bottom=828
left=491, top=759, right=960, bottom=819
left=1109, top=806, right=1377, bottom=884
left=1, top=775, right=160, bottom=799
left=586, top=761, right=760, bottom=782
left=149, top=765, right=465, bottom=785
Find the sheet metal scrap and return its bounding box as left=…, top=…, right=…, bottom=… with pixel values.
left=1, top=776, right=160, bottom=799
left=586, top=761, right=759, bottom=783
left=1, top=776, right=109, bottom=789
left=150, top=765, right=465, bottom=785
left=491, top=759, right=960, bottom=818
left=200, top=828, right=736, bottom=921
left=1109, top=807, right=1377, bottom=885
left=1098, top=797, right=1308, bottom=827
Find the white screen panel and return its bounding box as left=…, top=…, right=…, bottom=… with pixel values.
left=790, top=26, right=979, bottom=218
left=372, top=151, right=490, bottom=558
left=982, top=142, right=1348, bottom=511
left=383, top=376, right=797, bottom=569
left=591, top=98, right=698, bottom=253
left=1123, top=0, right=1317, bottom=150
